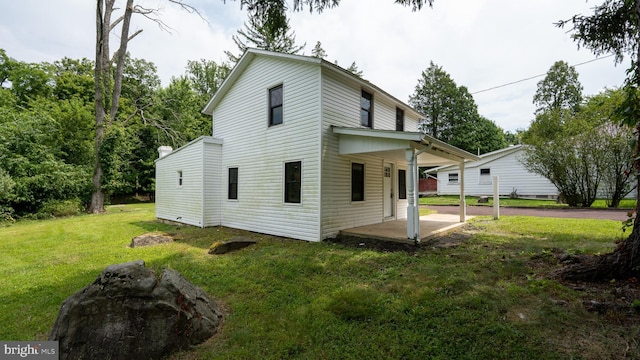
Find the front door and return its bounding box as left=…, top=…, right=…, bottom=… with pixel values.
left=383, top=163, right=394, bottom=218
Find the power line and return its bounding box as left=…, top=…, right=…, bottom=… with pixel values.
left=470, top=54, right=616, bottom=95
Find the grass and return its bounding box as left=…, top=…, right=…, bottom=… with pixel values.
left=1, top=204, right=639, bottom=359
left=420, top=195, right=637, bottom=209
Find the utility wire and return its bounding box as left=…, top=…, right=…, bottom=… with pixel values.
left=471, top=54, right=616, bottom=95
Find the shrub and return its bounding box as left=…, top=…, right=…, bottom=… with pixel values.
left=0, top=206, right=15, bottom=224
left=36, top=198, right=84, bottom=218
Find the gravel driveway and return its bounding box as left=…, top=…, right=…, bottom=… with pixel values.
left=424, top=205, right=631, bottom=221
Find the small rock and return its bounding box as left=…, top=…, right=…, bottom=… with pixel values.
left=477, top=196, right=490, bottom=203
left=130, top=232, right=173, bottom=248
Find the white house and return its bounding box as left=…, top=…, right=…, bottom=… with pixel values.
left=433, top=145, right=558, bottom=198
left=155, top=49, right=479, bottom=242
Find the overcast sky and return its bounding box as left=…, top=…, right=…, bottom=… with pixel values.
left=0, top=0, right=630, bottom=132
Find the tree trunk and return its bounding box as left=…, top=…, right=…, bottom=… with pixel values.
left=556, top=217, right=640, bottom=281
left=89, top=0, right=112, bottom=213
left=88, top=0, right=134, bottom=213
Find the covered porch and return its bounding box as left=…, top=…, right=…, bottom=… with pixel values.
left=333, top=126, right=480, bottom=243
left=340, top=213, right=472, bottom=243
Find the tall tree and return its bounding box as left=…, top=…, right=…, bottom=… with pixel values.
left=225, top=7, right=305, bottom=64
left=454, top=115, right=508, bottom=155
left=90, top=0, right=200, bottom=213
left=409, top=61, right=461, bottom=140
left=91, top=0, right=135, bottom=213
left=184, top=59, right=230, bottom=102
left=555, top=0, right=640, bottom=280
left=346, top=61, right=363, bottom=77
left=522, top=62, right=603, bottom=207
left=311, top=41, right=327, bottom=59
left=409, top=61, right=505, bottom=154
left=533, top=60, right=583, bottom=114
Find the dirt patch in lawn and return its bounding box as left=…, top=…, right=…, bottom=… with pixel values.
left=329, top=225, right=640, bottom=323
left=327, top=225, right=475, bottom=253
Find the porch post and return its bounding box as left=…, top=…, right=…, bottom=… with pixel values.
left=406, top=148, right=416, bottom=240
left=413, top=155, right=421, bottom=241
left=459, top=161, right=466, bottom=222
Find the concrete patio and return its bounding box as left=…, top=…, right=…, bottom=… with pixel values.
left=339, top=213, right=472, bottom=243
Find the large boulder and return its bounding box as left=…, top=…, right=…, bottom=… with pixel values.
left=49, top=260, right=222, bottom=360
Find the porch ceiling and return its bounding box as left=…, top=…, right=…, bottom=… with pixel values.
left=332, top=126, right=480, bottom=166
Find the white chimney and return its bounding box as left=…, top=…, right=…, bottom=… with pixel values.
left=158, top=146, right=173, bottom=159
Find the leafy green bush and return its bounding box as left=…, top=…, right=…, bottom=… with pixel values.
left=0, top=169, right=16, bottom=224
left=0, top=107, right=93, bottom=217
left=36, top=198, right=84, bottom=218
left=0, top=206, right=15, bottom=224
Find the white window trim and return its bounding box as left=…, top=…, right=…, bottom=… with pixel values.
left=283, top=160, right=303, bottom=206
left=448, top=172, right=459, bottom=185
left=268, top=83, right=284, bottom=127
left=351, top=161, right=366, bottom=202
left=227, top=166, right=239, bottom=202
left=177, top=170, right=183, bottom=188
left=479, top=168, right=492, bottom=185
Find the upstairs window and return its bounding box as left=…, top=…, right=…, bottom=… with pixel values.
left=269, top=85, right=283, bottom=126
left=177, top=170, right=183, bottom=187
left=228, top=167, right=238, bottom=200
left=396, top=107, right=404, bottom=131
left=284, top=161, right=301, bottom=204
left=448, top=173, right=459, bottom=184
left=360, top=90, right=373, bottom=127
left=398, top=169, right=407, bottom=199
left=351, top=163, right=365, bottom=201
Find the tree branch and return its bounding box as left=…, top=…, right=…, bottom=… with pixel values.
left=110, top=14, right=124, bottom=31
left=108, top=0, right=134, bottom=125
left=110, top=29, right=143, bottom=63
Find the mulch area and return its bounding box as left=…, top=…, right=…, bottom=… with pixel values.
left=327, top=229, right=472, bottom=254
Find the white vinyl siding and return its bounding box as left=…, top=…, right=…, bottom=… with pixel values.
left=321, top=71, right=390, bottom=239
left=436, top=146, right=558, bottom=197
left=203, top=139, right=223, bottom=226
left=212, top=55, right=322, bottom=241
left=479, top=168, right=491, bottom=185
left=161, top=51, right=429, bottom=241
left=156, top=137, right=223, bottom=227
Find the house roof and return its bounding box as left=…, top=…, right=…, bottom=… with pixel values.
left=333, top=127, right=480, bottom=166
left=154, top=136, right=223, bottom=163
left=430, top=144, right=523, bottom=172
left=202, top=48, right=423, bottom=119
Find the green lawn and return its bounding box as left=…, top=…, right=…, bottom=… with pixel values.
left=1, top=204, right=638, bottom=359
left=420, top=195, right=637, bottom=209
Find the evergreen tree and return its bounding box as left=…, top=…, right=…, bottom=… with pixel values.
left=346, top=61, right=363, bottom=77
left=409, top=61, right=506, bottom=154
left=311, top=41, right=327, bottom=59
left=225, top=9, right=305, bottom=63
